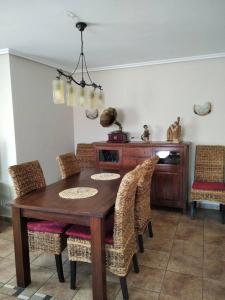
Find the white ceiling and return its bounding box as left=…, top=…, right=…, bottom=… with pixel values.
left=1, top=0, right=225, bottom=70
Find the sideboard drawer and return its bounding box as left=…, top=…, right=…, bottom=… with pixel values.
left=123, top=147, right=152, bottom=157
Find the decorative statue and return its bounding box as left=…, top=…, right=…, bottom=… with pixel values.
left=167, top=117, right=181, bottom=143
left=141, top=125, right=150, bottom=142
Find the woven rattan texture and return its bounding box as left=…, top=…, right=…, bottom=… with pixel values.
left=91, top=173, right=120, bottom=180
left=56, top=152, right=81, bottom=179
left=59, top=187, right=98, bottom=199
left=191, top=189, right=225, bottom=204
left=76, top=144, right=96, bottom=168
left=195, top=145, right=225, bottom=182
left=9, top=160, right=65, bottom=255
left=135, top=156, right=159, bottom=235
left=67, top=166, right=140, bottom=277
left=8, top=160, right=46, bottom=197
left=28, top=231, right=67, bottom=255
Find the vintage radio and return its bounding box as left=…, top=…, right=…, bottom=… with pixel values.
left=107, top=131, right=129, bottom=143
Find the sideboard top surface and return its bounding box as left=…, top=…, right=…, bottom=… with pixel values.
left=94, top=141, right=191, bottom=147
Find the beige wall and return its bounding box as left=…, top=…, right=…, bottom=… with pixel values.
left=10, top=55, right=75, bottom=185
left=74, top=58, right=225, bottom=194
left=0, top=54, right=17, bottom=216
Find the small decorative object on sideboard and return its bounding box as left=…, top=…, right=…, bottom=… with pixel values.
left=100, top=107, right=129, bottom=143
left=167, top=117, right=182, bottom=143
left=85, top=108, right=98, bottom=120
left=194, top=102, right=212, bottom=116
left=141, top=125, right=150, bottom=142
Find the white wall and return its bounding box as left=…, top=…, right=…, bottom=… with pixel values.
left=74, top=58, right=225, bottom=193
left=0, top=54, right=17, bottom=216
left=9, top=55, right=75, bottom=185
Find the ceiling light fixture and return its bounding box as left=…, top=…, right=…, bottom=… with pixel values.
left=52, top=22, right=104, bottom=109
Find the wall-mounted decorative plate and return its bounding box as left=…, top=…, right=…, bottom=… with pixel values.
left=194, top=102, right=212, bottom=116
left=85, top=109, right=99, bottom=119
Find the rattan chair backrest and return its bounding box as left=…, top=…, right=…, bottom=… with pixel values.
left=56, top=152, right=81, bottom=179
left=76, top=143, right=96, bottom=168
left=113, top=166, right=140, bottom=249
left=135, top=156, right=159, bottom=230
left=9, top=160, right=46, bottom=197
left=195, top=145, right=225, bottom=182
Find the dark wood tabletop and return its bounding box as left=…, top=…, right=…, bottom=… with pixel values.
left=13, top=168, right=123, bottom=218
left=12, top=168, right=125, bottom=300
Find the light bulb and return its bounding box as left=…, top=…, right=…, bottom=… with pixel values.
left=66, top=82, right=77, bottom=107
left=98, top=90, right=105, bottom=109
left=52, top=79, right=65, bottom=104
left=79, top=87, right=87, bottom=107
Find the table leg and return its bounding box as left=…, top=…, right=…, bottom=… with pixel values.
left=90, top=217, right=107, bottom=300
left=12, top=207, right=31, bottom=287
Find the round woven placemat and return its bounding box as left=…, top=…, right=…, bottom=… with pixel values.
left=59, top=187, right=98, bottom=199
left=91, top=173, right=121, bottom=180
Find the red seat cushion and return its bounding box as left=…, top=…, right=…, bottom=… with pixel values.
left=65, top=214, right=114, bottom=245
left=27, top=221, right=68, bottom=234
left=192, top=181, right=225, bottom=191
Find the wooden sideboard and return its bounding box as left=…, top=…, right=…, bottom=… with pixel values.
left=94, top=141, right=190, bottom=212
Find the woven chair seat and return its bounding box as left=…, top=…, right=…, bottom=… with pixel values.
left=192, top=181, right=225, bottom=191
left=66, top=224, right=114, bottom=244
left=28, top=221, right=68, bottom=233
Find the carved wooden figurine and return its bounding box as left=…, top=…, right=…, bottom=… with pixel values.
left=141, top=125, right=150, bottom=142
left=167, top=117, right=181, bottom=143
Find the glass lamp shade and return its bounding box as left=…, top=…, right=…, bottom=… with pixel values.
left=98, top=90, right=105, bottom=109
left=79, top=87, right=88, bottom=107
left=52, top=79, right=65, bottom=104
left=66, top=82, right=77, bottom=107
left=88, top=89, right=96, bottom=109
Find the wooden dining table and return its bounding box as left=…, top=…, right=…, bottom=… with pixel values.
left=12, top=168, right=125, bottom=300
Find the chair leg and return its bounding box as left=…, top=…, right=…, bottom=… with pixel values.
left=221, top=204, right=225, bottom=224
left=55, top=254, right=65, bottom=283
left=120, top=276, right=129, bottom=300
left=132, top=253, right=139, bottom=273
left=70, top=261, right=76, bottom=289
left=190, top=201, right=197, bottom=219
left=219, top=203, right=223, bottom=212
left=138, top=234, right=144, bottom=253
left=147, top=221, right=153, bottom=238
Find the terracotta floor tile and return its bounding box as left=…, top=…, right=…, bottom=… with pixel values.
left=144, top=237, right=173, bottom=253
left=139, top=249, right=170, bottom=270
left=160, top=270, right=202, bottom=300
left=31, top=252, right=67, bottom=269
left=203, top=258, right=225, bottom=282
left=0, top=294, right=17, bottom=300
left=72, top=280, right=120, bottom=300
left=127, top=266, right=165, bottom=292
left=0, top=225, right=13, bottom=241
left=175, top=223, right=203, bottom=244
left=167, top=253, right=203, bottom=277
left=37, top=271, right=77, bottom=300
left=203, top=278, right=225, bottom=300
left=152, top=224, right=177, bottom=240
left=204, top=242, right=225, bottom=261
left=0, top=239, right=14, bottom=258
left=116, top=287, right=159, bottom=300
left=7, top=265, right=55, bottom=298
left=171, top=239, right=203, bottom=259
left=0, top=258, right=15, bottom=283
left=179, top=214, right=204, bottom=227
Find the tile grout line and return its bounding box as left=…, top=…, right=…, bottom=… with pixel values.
left=158, top=214, right=180, bottom=297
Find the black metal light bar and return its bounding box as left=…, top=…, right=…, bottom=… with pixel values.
left=56, top=22, right=102, bottom=91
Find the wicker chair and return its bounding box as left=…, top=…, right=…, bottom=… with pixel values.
left=9, top=160, right=68, bottom=282
left=65, top=167, right=141, bottom=299
left=56, top=152, right=81, bottom=179
left=136, top=156, right=159, bottom=252
left=76, top=143, right=96, bottom=168
left=190, top=145, right=225, bottom=223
